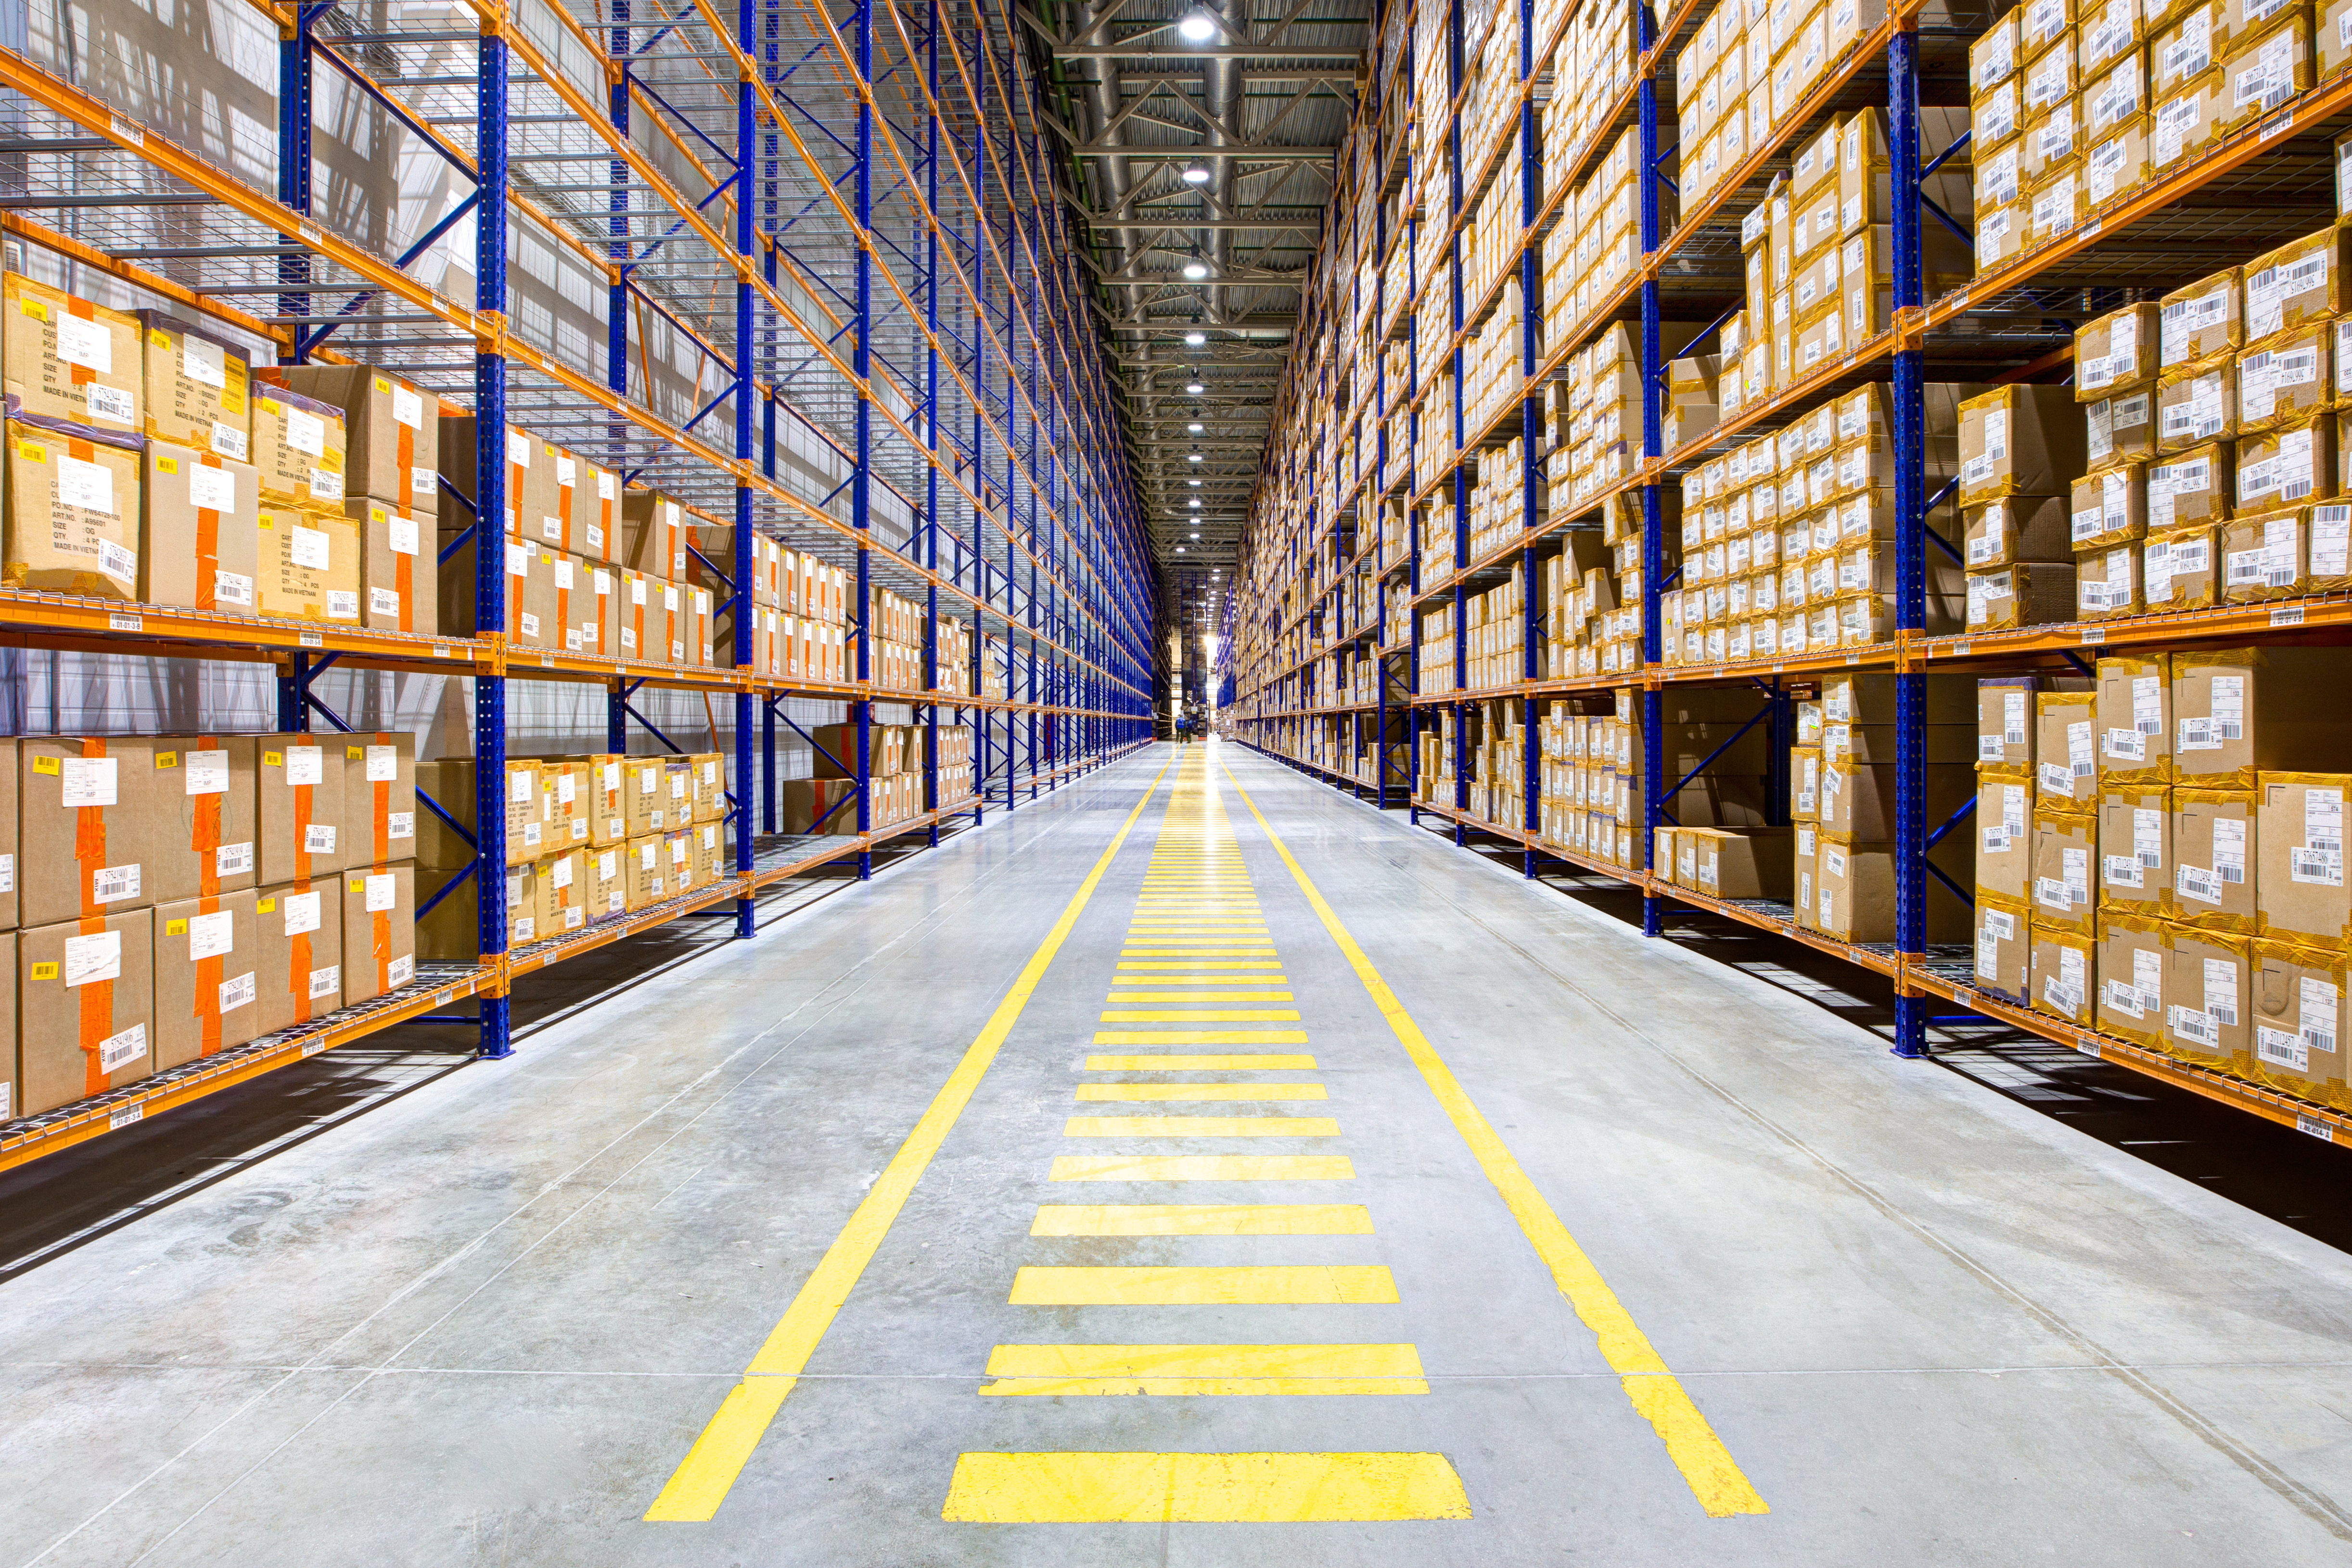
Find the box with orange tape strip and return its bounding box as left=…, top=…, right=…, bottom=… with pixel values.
left=256, top=506, right=359, bottom=624
left=0, top=934, right=16, bottom=1121
left=138, top=311, right=249, bottom=459
left=264, top=364, right=435, bottom=515
left=21, top=737, right=167, bottom=929
left=259, top=739, right=348, bottom=887
left=439, top=416, right=557, bottom=539
left=155, top=889, right=259, bottom=1070
left=144, top=441, right=259, bottom=614
left=341, top=863, right=416, bottom=1008
left=341, top=733, right=416, bottom=867
left=154, top=737, right=257, bottom=903
left=342, top=497, right=435, bottom=636
left=4, top=273, right=141, bottom=431
left=5, top=409, right=143, bottom=596
left=255, top=880, right=342, bottom=1035
left=20, top=909, right=153, bottom=1117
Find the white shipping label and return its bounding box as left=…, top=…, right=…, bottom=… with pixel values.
left=366, top=872, right=396, bottom=912
left=181, top=333, right=226, bottom=388
left=304, top=824, right=336, bottom=854
left=63, top=929, right=122, bottom=987
left=370, top=586, right=401, bottom=615
left=2041, top=761, right=2073, bottom=796
left=2135, top=947, right=2164, bottom=1010
left=282, top=889, right=321, bottom=935
left=289, top=524, right=331, bottom=570
left=285, top=745, right=323, bottom=787
left=91, top=863, right=139, bottom=904
left=98, top=538, right=134, bottom=584
left=556, top=456, right=576, bottom=488
left=2064, top=847, right=2090, bottom=900
left=2308, top=786, right=2343, bottom=851
left=2004, top=691, right=2028, bottom=744
left=310, top=965, right=340, bottom=1000
left=54, top=311, right=112, bottom=371
left=2135, top=807, right=2164, bottom=867
left=217, top=841, right=253, bottom=875
left=2214, top=817, right=2247, bottom=879
left=388, top=812, right=413, bottom=841
left=308, top=468, right=343, bottom=503
left=85, top=376, right=130, bottom=421
left=366, top=744, right=398, bottom=783
left=184, top=748, right=228, bottom=796
left=2314, top=506, right=2352, bottom=574
left=388, top=515, right=419, bottom=556
left=1978, top=924, right=2005, bottom=979
left=2107, top=852, right=2143, bottom=888
left=187, top=909, right=235, bottom=960
left=601, top=763, right=620, bottom=790
left=60, top=755, right=118, bottom=807
left=187, top=462, right=236, bottom=511
left=212, top=421, right=249, bottom=460
left=220, top=971, right=256, bottom=1014
left=550, top=858, right=573, bottom=890
left=507, top=431, right=530, bottom=466
left=2107, top=978, right=2145, bottom=1018
left=2177, top=863, right=2221, bottom=903
left=2204, top=957, right=2239, bottom=1024
left=98, top=1023, right=147, bottom=1075
left=215, top=570, right=252, bottom=606
left=2070, top=721, right=2095, bottom=778
left=387, top=955, right=414, bottom=988
left=411, top=464, right=435, bottom=498
left=282, top=407, right=326, bottom=456
left=0, top=852, right=11, bottom=893
left=392, top=384, right=424, bottom=429
left=54, top=453, right=116, bottom=513
left=2107, top=727, right=2147, bottom=762
left=2304, top=978, right=2340, bottom=1054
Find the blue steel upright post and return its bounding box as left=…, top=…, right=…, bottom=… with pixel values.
left=925, top=0, right=943, bottom=840
left=1891, top=23, right=1930, bottom=1057
left=1448, top=0, right=1469, bottom=845
left=732, top=0, right=756, bottom=936
left=474, top=17, right=511, bottom=1059
left=1638, top=0, right=1667, bottom=938
left=606, top=0, right=630, bottom=761
left=852, top=0, right=874, bottom=878
left=1518, top=0, right=1540, bottom=876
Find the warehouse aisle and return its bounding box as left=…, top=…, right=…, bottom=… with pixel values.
left=6, top=742, right=2352, bottom=1566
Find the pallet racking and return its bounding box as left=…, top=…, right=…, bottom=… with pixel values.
left=1226, top=0, right=2352, bottom=1146
left=0, top=0, right=1157, bottom=1170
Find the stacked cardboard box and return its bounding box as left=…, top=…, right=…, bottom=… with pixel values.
left=1959, top=383, right=2088, bottom=628
left=2, top=731, right=418, bottom=1121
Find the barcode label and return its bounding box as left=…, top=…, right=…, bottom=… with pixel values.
left=109, top=1103, right=144, bottom=1130
left=2297, top=1114, right=2336, bottom=1143
left=109, top=613, right=141, bottom=632
left=2273, top=605, right=2307, bottom=627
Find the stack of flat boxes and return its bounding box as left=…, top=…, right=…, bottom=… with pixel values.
left=1523, top=688, right=1645, bottom=866
left=1970, top=653, right=2352, bottom=1109
left=0, top=732, right=421, bottom=1122
left=1785, top=675, right=1974, bottom=942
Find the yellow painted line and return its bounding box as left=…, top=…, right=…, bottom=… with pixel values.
left=1074, top=1083, right=1326, bottom=1102
left=1086, top=1054, right=1317, bottom=1069
left=1223, top=762, right=1769, bottom=1519
left=943, top=1451, right=1470, bottom=1520
left=1031, top=1203, right=1369, bottom=1235
left=1098, top=1010, right=1302, bottom=1022
left=1091, top=1030, right=1311, bottom=1044
left=1009, top=1264, right=1397, bottom=1305
left=1101, top=992, right=1295, bottom=1003
left=1111, top=972, right=1288, bottom=982
left=980, top=1342, right=1422, bottom=1396
left=1064, top=1115, right=1338, bottom=1136
left=639, top=759, right=1174, bottom=1523
left=1116, top=961, right=1285, bottom=969
left=1120, top=945, right=1279, bottom=953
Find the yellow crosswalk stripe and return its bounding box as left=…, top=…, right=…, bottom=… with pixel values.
left=1030, top=1203, right=1368, bottom=1235
left=1008, top=1264, right=1397, bottom=1305
left=1073, top=1083, right=1326, bottom=1102
left=979, top=1342, right=1423, bottom=1396
left=1048, top=1154, right=1354, bottom=1181
left=1099, top=1009, right=1300, bottom=1022
left=1090, top=1030, right=1310, bottom=1044
left=1064, top=1115, right=1337, bottom=1137
left=1084, top=1054, right=1317, bottom=1070
left=1115, top=961, right=1285, bottom=969
left=1101, top=991, right=1295, bottom=1003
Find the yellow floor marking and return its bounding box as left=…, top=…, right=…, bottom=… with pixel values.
left=1074, top=1083, right=1326, bottom=1102
left=979, top=1343, right=1423, bottom=1396
left=1009, top=1264, right=1397, bottom=1305
left=1064, top=1114, right=1338, bottom=1137
left=1120, top=945, right=1278, bottom=953
left=1102, top=992, right=1295, bottom=1003
left=1116, top=961, right=1285, bottom=970
left=1222, top=761, right=1769, bottom=1519
left=1085, top=1054, right=1317, bottom=1070
left=1031, top=1203, right=1368, bottom=1235
left=1091, top=1030, right=1310, bottom=1044
left=943, top=1451, right=1469, bottom=1521
left=1099, top=1010, right=1302, bottom=1023
left=1049, top=1154, right=1354, bottom=1181
left=639, top=760, right=1174, bottom=1523
left=1111, top=972, right=1288, bottom=982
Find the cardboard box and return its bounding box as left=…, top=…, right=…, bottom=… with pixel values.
left=2146, top=443, right=2230, bottom=528
left=690, top=819, right=728, bottom=888
left=2218, top=15, right=2314, bottom=135
left=2100, top=787, right=2173, bottom=916
left=21, top=737, right=167, bottom=928
left=1820, top=672, right=1978, bottom=725
left=340, top=731, right=418, bottom=868
left=781, top=777, right=858, bottom=835
left=1979, top=769, right=2035, bottom=901
left=2258, top=771, right=2352, bottom=945
left=1790, top=745, right=1821, bottom=821
left=2237, top=419, right=2335, bottom=514
left=2249, top=937, right=2349, bottom=1103
left=587, top=843, right=627, bottom=920
left=18, top=910, right=154, bottom=1115
left=580, top=753, right=629, bottom=846
left=2088, top=389, right=2159, bottom=469
left=2151, top=64, right=2225, bottom=170
left=143, top=441, right=259, bottom=613
left=2157, top=356, right=2236, bottom=453
left=664, top=829, right=698, bottom=898
left=2165, top=922, right=2249, bottom=1064
left=0, top=737, right=16, bottom=930
left=411, top=759, right=478, bottom=963
left=2174, top=787, right=2258, bottom=931
left=5, top=413, right=141, bottom=596
left=689, top=751, right=726, bottom=822
left=440, top=417, right=559, bottom=541
left=1969, top=561, right=2079, bottom=630
left=568, top=557, right=620, bottom=659
left=1819, top=761, right=1973, bottom=841
left=2145, top=523, right=2221, bottom=611
left=2160, top=268, right=2242, bottom=366
left=2077, top=304, right=2161, bottom=402
left=1959, top=385, right=2087, bottom=504
left=2032, top=805, right=2100, bottom=933
left=153, top=735, right=258, bottom=904
left=1815, top=837, right=1969, bottom=942
left=536, top=757, right=592, bottom=851
left=3, top=273, right=141, bottom=430
left=1792, top=824, right=1819, bottom=930
left=2071, top=465, right=2145, bottom=550
left=252, top=385, right=347, bottom=509
left=621, top=489, right=689, bottom=579
left=2237, top=323, right=2330, bottom=432
left=2041, top=686, right=2098, bottom=808
left=2097, top=652, right=2173, bottom=786
left=620, top=755, right=672, bottom=837
left=503, top=858, right=546, bottom=946
left=1978, top=676, right=2050, bottom=768
left=2173, top=648, right=2352, bottom=789
left=2084, top=115, right=2150, bottom=207
left=338, top=861, right=417, bottom=1006
left=432, top=518, right=525, bottom=639
left=1975, top=895, right=2032, bottom=1005
left=2032, top=922, right=2097, bottom=1025
left=623, top=834, right=670, bottom=909
left=138, top=311, right=250, bottom=458
left=259, top=737, right=348, bottom=886
left=342, top=497, right=434, bottom=635
left=537, top=847, right=588, bottom=939
left=2153, top=1, right=2224, bottom=97
left=153, top=889, right=260, bottom=1069
left=263, top=364, right=435, bottom=514
left=256, top=505, right=359, bottom=624
left=2076, top=543, right=2143, bottom=620
left=2097, top=909, right=2170, bottom=1046
left=0, top=932, right=14, bottom=1118
left=253, top=880, right=341, bottom=1032
left=505, top=758, right=548, bottom=865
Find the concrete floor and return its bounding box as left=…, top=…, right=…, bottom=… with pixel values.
left=4, top=740, right=2352, bottom=1564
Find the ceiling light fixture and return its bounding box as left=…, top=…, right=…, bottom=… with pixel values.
left=1177, top=7, right=1218, bottom=42
left=1186, top=381, right=1204, bottom=394
left=1182, top=261, right=1209, bottom=280
left=1188, top=478, right=1202, bottom=486
left=1187, top=453, right=1203, bottom=462
left=1184, top=331, right=1205, bottom=346
left=1181, top=165, right=1211, bottom=185
left=1188, top=421, right=1203, bottom=433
